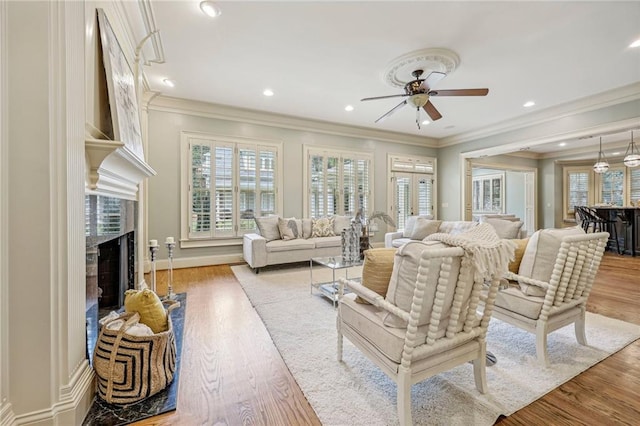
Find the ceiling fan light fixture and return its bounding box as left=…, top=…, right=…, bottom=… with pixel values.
left=623, top=131, right=640, bottom=168
left=409, top=94, right=429, bottom=108
left=593, top=137, right=609, bottom=173
left=200, top=1, right=222, bottom=18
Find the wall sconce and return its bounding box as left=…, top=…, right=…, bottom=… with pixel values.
left=593, top=137, right=609, bottom=173
left=623, top=131, right=640, bottom=168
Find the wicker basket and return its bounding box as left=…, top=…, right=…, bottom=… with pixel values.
left=93, top=303, right=178, bottom=405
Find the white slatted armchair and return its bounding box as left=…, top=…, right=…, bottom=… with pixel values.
left=493, top=231, right=609, bottom=366
left=337, top=241, right=503, bottom=426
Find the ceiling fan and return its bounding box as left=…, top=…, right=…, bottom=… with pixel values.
left=361, top=69, right=489, bottom=129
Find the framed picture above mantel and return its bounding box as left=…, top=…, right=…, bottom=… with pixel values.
left=97, top=8, right=144, bottom=160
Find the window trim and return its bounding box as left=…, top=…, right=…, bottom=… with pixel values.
left=180, top=131, right=283, bottom=247
left=302, top=145, right=374, bottom=218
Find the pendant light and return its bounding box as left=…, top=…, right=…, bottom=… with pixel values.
left=623, top=130, right=640, bottom=168
left=593, top=137, right=609, bottom=173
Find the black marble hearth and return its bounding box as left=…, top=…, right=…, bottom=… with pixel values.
left=82, top=292, right=186, bottom=425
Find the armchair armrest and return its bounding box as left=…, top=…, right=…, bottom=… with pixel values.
left=384, top=231, right=404, bottom=248
left=338, top=278, right=411, bottom=323
left=503, top=271, right=549, bottom=290
left=243, top=233, right=267, bottom=269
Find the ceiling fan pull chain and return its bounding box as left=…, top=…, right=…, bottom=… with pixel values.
left=416, top=107, right=421, bottom=129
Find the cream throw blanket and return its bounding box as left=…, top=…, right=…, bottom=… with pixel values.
left=424, top=223, right=516, bottom=282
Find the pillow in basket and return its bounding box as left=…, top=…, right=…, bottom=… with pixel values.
left=124, top=288, right=167, bottom=333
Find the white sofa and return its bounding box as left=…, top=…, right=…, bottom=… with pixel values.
left=243, top=215, right=352, bottom=272
left=385, top=215, right=526, bottom=248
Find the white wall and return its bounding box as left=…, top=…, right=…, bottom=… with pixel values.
left=145, top=97, right=437, bottom=263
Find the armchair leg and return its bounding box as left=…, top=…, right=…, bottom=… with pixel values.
left=397, top=367, right=412, bottom=426
left=536, top=322, right=550, bottom=367
left=575, top=309, right=587, bottom=346
left=472, top=343, right=488, bottom=394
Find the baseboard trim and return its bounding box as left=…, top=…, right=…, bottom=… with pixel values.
left=13, top=363, right=94, bottom=425
left=150, top=253, right=245, bottom=271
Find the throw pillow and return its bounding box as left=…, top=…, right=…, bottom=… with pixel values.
left=333, top=215, right=352, bottom=235
left=301, top=218, right=313, bottom=239
left=356, top=248, right=397, bottom=304
left=508, top=238, right=529, bottom=273
left=518, top=226, right=585, bottom=286
left=278, top=217, right=299, bottom=240
left=481, top=218, right=524, bottom=239
left=124, top=288, right=167, bottom=333
left=402, top=215, right=433, bottom=238
left=311, top=217, right=335, bottom=237
left=254, top=216, right=281, bottom=242
left=410, top=218, right=442, bottom=240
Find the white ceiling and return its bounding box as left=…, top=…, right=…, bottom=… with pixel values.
left=133, top=1, right=640, bottom=153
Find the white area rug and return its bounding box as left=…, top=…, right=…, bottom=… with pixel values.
left=232, top=264, right=640, bottom=426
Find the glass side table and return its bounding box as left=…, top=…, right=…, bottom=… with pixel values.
left=310, top=256, right=363, bottom=307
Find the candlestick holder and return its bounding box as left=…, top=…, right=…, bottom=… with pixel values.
left=148, top=242, right=159, bottom=294
left=164, top=241, right=176, bottom=300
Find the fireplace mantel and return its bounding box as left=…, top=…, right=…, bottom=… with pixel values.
left=85, top=138, right=156, bottom=200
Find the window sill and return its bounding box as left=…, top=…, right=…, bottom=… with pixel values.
left=180, top=238, right=243, bottom=249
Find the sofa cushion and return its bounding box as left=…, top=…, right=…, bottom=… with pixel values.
left=508, top=238, right=529, bottom=273
left=333, top=215, right=352, bottom=235
left=255, top=216, right=281, bottom=242
left=410, top=218, right=442, bottom=240
left=356, top=248, right=397, bottom=304
left=494, top=285, right=544, bottom=320
left=278, top=217, right=300, bottom=240
left=518, top=226, right=585, bottom=285
left=266, top=238, right=315, bottom=252
left=383, top=241, right=462, bottom=328
left=311, top=235, right=342, bottom=248
left=481, top=218, right=524, bottom=239
left=391, top=237, right=411, bottom=248
left=312, top=217, right=335, bottom=237
left=438, top=221, right=479, bottom=235
left=340, top=293, right=432, bottom=364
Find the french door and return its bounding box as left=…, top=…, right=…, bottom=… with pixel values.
left=392, top=172, right=434, bottom=230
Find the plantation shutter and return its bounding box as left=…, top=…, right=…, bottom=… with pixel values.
left=567, top=171, right=589, bottom=214
left=630, top=168, right=640, bottom=203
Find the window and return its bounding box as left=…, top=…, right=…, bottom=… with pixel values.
left=304, top=147, right=372, bottom=218
left=472, top=173, right=504, bottom=214
left=563, top=163, right=639, bottom=221
left=181, top=132, right=282, bottom=245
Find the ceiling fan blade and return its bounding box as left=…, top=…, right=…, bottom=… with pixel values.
left=419, top=71, right=446, bottom=91
left=423, top=100, right=442, bottom=121
left=428, top=88, right=489, bottom=97
left=375, top=100, right=407, bottom=123
left=361, top=94, right=409, bottom=101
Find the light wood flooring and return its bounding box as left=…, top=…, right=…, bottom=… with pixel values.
left=134, top=253, right=640, bottom=425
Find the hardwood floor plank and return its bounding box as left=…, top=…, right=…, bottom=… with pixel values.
left=132, top=253, right=639, bottom=426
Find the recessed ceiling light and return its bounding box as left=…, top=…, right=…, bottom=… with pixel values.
left=163, top=79, right=175, bottom=88
left=629, top=39, right=640, bottom=48
left=421, top=120, right=430, bottom=125
left=263, top=89, right=274, bottom=97
left=345, top=105, right=354, bottom=112
left=559, top=142, right=567, bottom=147
left=200, top=1, right=221, bottom=18
left=523, top=101, right=535, bottom=108
left=612, top=152, right=621, bottom=156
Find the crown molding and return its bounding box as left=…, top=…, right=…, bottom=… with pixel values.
left=147, top=95, right=439, bottom=148
left=440, top=82, right=640, bottom=147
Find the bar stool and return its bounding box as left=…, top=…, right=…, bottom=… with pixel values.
left=587, top=207, right=621, bottom=254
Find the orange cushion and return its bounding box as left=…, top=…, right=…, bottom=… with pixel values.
left=356, top=248, right=397, bottom=304
left=509, top=238, right=529, bottom=273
